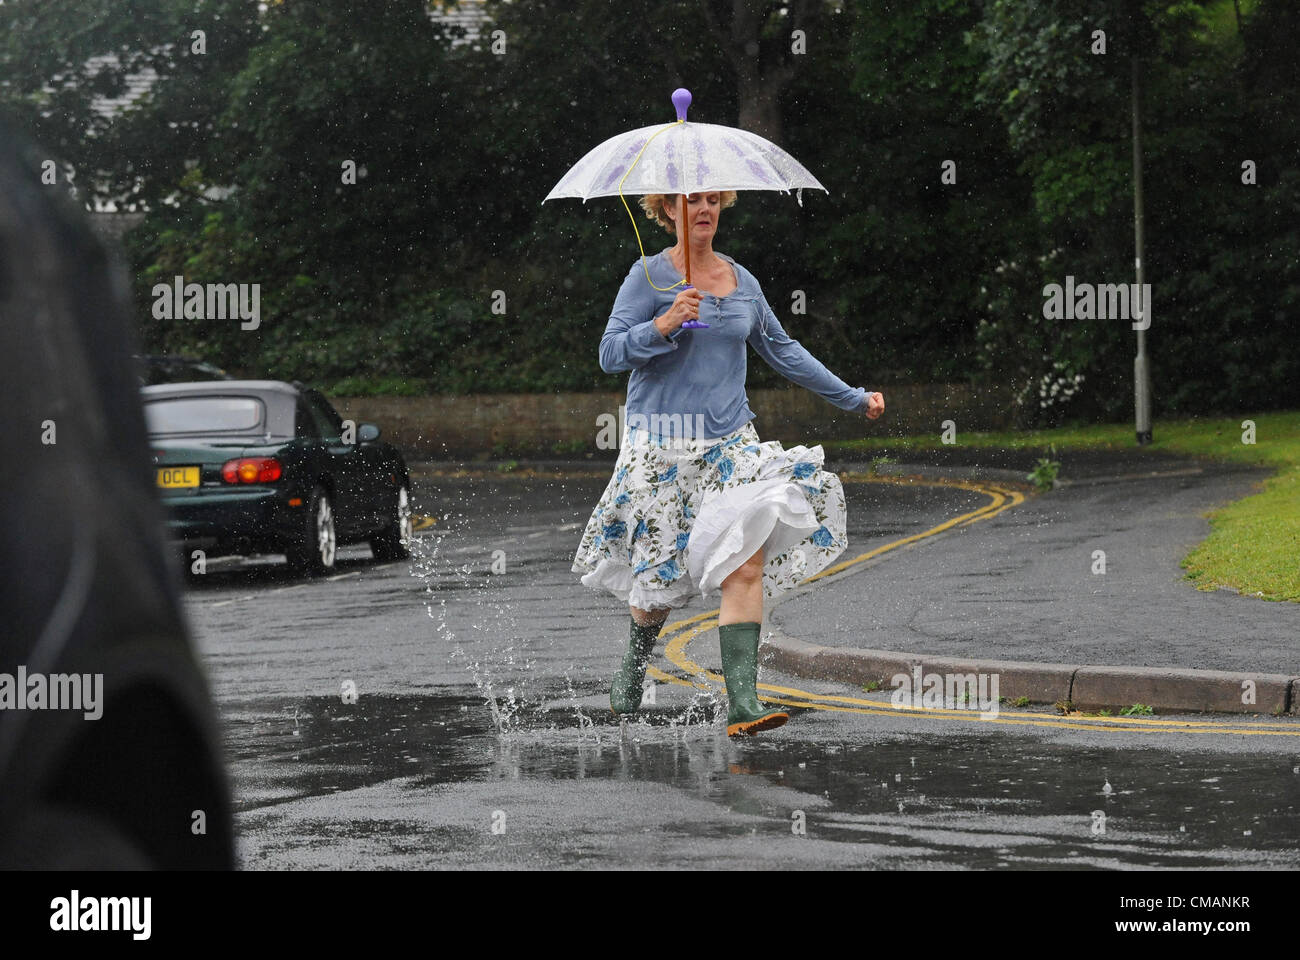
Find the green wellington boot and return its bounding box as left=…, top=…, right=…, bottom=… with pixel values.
left=718, top=621, right=789, bottom=737
left=610, top=617, right=662, bottom=714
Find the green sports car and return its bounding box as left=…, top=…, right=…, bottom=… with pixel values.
left=142, top=380, right=413, bottom=575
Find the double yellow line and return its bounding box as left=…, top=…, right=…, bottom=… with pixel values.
left=646, top=477, right=1300, bottom=738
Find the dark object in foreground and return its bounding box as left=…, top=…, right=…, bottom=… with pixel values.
left=0, top=121, right=233, bottom=868
left=143, top=380, right=413, bottom=575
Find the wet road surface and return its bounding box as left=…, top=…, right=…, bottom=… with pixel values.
left=182, top=468, right=1300, bottom=869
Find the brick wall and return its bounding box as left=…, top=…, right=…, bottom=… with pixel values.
left=330, top=384, right=1012, bottom=459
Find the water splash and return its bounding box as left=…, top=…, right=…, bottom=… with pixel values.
left=561, top=669, right=601, bottom=743
left=410, top=505, right=538, bottom=736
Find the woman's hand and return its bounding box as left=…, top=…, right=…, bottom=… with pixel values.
left=654, top=286, right=703, bottom=338
left=864, top=391, right=885, bottom=420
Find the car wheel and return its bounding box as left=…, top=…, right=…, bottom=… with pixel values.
left=370, top=483, right=412, bottom=561
left=287, top=486, right=336, bottom=576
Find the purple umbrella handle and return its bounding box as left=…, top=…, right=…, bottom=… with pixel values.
left=680, top=280, right=709, bottom=327
left=672, top=88, right=691, bottom=122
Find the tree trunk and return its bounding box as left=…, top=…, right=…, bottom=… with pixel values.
left=699, top=0, right=807, bottom=143
left=737, top=88, right=783, bottom=144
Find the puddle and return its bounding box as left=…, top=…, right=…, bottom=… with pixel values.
left=225, top=692, right=1300, bottom=868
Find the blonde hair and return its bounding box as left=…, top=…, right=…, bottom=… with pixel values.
left=638, top=191, right=738, bottom=235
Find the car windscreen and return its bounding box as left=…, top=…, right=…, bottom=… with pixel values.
left=143, top=396, right=266, bottom=435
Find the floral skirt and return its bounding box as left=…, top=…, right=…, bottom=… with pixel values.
left=571, top=418, right=849, bottom=611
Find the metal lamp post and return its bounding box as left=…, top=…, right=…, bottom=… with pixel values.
left=1132, top=54, right=1153, bottom=445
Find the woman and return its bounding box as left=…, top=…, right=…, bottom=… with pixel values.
left=571, top=190, right=885, bottom=737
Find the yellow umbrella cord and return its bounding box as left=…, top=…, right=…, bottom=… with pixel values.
left=618, top=119, right=688, bottom=293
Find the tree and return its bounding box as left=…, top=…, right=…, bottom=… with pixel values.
left=0, top=0, right=260, bottom=211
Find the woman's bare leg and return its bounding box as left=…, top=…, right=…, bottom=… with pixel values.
left=718, top=546, right=763, bottom=626
left=629, top=605, right=670, bottom=627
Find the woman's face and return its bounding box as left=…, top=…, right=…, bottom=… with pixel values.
left=668, top=192, right=722, bottom=242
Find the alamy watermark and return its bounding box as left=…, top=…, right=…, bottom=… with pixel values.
left=595, top=403, right=710, bottom=449
left=1043, top=276, right=1151, bottom=331
left=151, top=274, right=260, bottom=330
left=891, top=667, right=1000, bottom=718
left=50, top=891, right=150, bottom=940
left=0, top=666, right=103, bottom=720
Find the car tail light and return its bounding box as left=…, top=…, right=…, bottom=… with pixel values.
left=221, top=457, right=283, bottom=484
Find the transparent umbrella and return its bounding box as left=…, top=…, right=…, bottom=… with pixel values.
left=543, top=88, right=827, bottom=327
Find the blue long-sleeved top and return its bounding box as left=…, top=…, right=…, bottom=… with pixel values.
left=599, top=249, right=870, bottom=439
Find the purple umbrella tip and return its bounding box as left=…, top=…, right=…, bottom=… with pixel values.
left=672, top=88, right=691, bottom=122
